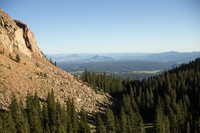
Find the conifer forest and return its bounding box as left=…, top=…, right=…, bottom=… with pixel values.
left=0, top=58, right=200, bottom=133
left=83, top=58, right=200, bottom=133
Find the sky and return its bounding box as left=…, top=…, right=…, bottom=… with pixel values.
left=1, top=0, right=200, bottom=54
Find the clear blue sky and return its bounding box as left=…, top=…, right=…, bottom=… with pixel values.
left=1, top=0, right=200, bottom=54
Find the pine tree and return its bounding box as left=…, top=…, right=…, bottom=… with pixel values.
left=126, top=115, right=132, bottom=133
left=68, top=123, right=73, bottom=133
left=2, top=111, right=17, bottom=133
left=128, top=107, right=137, bottom=132
left=122, top=95, right=130, bottom=114
left=59, top=105, right=68, bottom=132
left=10, top=94, right=22, bottom=132
left=56, top=113, right=62, bottom=133
left=115, top=116, right=120, bottom=133
left=154, top=106, right=165, bottom=133
left=34, top=92, right=42, bottom=120
left=42, top=102, right=50, bottom=132
left=16, top=54, right=21, bottom=63
left=71, top=99, right=79, bottom=132
left=79, top=107, right=91, bottom=133
left=47, top=90, right=57, bottom=132
left=32, top=107, right=43, bottom=133
left=96, top=114, right=106, bottom=133
left=119, top=107, right=127, bottom=133
left=50, top=58, right=53, bottom=64
left=106, top=109, right=115, bottom=133
left=26, top=94, right=34, bottom=132
left=19, top=98, right=30, bottom=133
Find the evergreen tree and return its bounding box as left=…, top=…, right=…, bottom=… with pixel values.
left=71, top=99, right=79, bottom=132
left=42, top=102, right=50, bottom=133
left=106, top=109, right=115, bottom=133
left=68, top=123, right=73, bottom=133
left=154, top=106, right=165, bottom=133
left=96, top=114, right=106, bottom=133
left=115, top=116, right=120, bottom=133
left=2, top=111, right=17, bottom=133
left=79, top=107, right=91, bottom=133
left=47, top=90, right=57, bottom=132
left=50, top=58, right=53, bottom=64
left=119, top=107, right=127, bottom=133
left=126, top=115, right=132, bottom=133
left=16, top=54, right=21, bottom=63
left=10, top=94, right=23, bottom=132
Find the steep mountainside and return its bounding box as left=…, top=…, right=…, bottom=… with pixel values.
left=0, top=9, right=113, bottom=115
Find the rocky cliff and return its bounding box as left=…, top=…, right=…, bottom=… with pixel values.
left=0, top=8, right=44, bottom=58
left=0, top=8, right=113, bottom=117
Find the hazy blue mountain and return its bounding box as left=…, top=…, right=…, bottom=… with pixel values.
left=47, top=51, right=200, bottom=63
left=89, top=55, right=115, bottom=62
left=47, top=51, right=200, bottom=79
left=140, top=51, right=200, bottom=63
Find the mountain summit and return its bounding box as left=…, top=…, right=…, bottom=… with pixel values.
left=0, top=8, right=113, bottom=115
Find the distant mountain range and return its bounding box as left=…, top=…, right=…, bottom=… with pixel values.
left=89, top=55, right=114, bottom=62
left=47, top=51, right=200, bottom=63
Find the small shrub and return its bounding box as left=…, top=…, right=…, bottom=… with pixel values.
left=14, top=27, right=17, bottom=31
left=23, top=63, right=26, bottom=65
left=9, top=53, right=12, bottom=59
left=8, top=65, right=11, bottom=70
left=40, top=72, right=43, bottom=76
left=44, top=73, right=47, bottom=77
left=0, top=49, right=4, bottom=54
left=0, top=91, right=5, bottom=94
left=16, top=54, right=21, bottom=63
left=36, top=63, right=39, bottom=67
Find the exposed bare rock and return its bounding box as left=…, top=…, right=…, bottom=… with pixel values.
left=14, top=20, right=44, bottom=58
left=0, top=9, right=44, bottom=58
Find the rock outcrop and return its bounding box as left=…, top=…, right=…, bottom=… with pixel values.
left=0, top=9, right=44, bottom=58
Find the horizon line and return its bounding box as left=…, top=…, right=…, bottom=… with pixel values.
left=45, top=51, right=200, bottom=55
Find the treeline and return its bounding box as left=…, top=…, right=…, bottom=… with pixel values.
left=83, top=58, right=200, bottom=132
left=0, top=90, right=90, bottom=133
left=83, top=68, right=124, bottom=96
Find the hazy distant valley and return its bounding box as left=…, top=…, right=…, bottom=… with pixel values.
left=47, top=51, right=200, bottom=79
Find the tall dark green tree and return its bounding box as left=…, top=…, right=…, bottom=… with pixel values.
left=79, top=107, right=91, bottom=133
left=1, top=111, right=17, bottom=133
left=47, top=89, right=57, bottom=132
left=96, top=114, right=106, bottom=133
left=106, top=109, right=115, bottom=133
left=119, top=107, right=126, bottom=133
